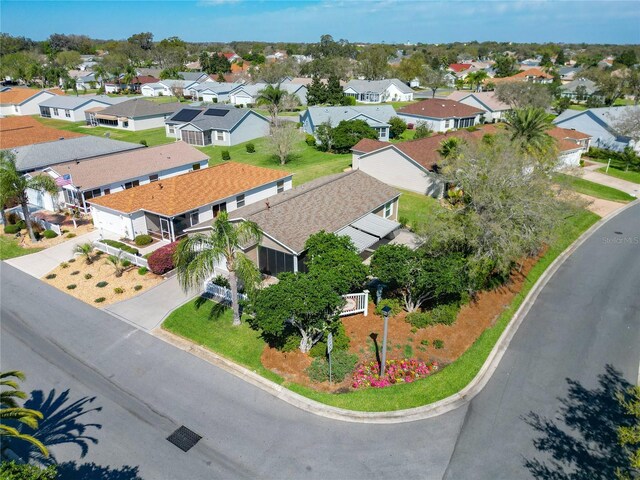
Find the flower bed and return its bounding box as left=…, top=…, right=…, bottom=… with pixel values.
left=352, top=358, right=439, bottom=389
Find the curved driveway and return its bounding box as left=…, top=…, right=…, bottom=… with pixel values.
left=1, top=203, right=639, bottom=479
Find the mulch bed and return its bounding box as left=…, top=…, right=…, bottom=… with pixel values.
left=261, top=252, right=541, bottom=392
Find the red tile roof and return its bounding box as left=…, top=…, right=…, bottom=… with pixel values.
left=352, top=138, right=391, bottom=153
left=0, top=116, right=84, bottom=149
left=0, top=88, right=64, bottom=105
left=449, top=63, right=473, bottom=73
left=398, top=99, right=484, bottom=119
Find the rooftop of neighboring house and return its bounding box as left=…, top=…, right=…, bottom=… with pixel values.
left=554, top=105, right=640, bottom=128
left=88, top=162, right=291, bottom=217
left=219, top=170, right=400, bottom=254
left=344, top=78, right=414, bottom=95
left=0, top=116, right=84, bottom=149
left=304, top=105, right=397, bottom=127
left=166, top=104, right=267, bottom=131
left=0, top=87, right=65, bottom=105
left=178, top=71, right=208, bottom=82
left=286, top=77, right=347, bottom=87
left=190, top=81, right=244, bottom=93
left=489, top=68, right=554, bottom=85
left=446, top=91, right=511, bottom=112
left=136, top=68, right=163, bottom=78
left=449, top=63, right=473, bottom=73
left=40, top=141, right=208, bottom=191
left=11, top=136, right=144, bottom=172
left=230, top=82, right=306, bottom=96
left=107, top=75, right=159, bottom=85
left=38, top=94, right=129, bottom=110
left=398, top=98, right=484, bottom=119
left=93, top=98, right=183, bottom=119
left=560, top=77, right=598, bottom=94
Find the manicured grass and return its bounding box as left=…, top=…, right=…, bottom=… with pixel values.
left=162, top=207, right=600, bottom=411
left=253, top=108, right=301, bottom=118
left=390, top=129, right=417, bottom=143
left=568, top=104, right=587, bottom=111
left=397, top=189, right=443, bottom=231
left=163, top=301, right=283, bottom=384
left=199, top=138, right=352, bottom=186
left=0, top=236, right=42, bottom=260
left=597, top=167, right=640, bottom=185
left=556, top=173, right=635, bottom=202
left=34, top=117, right=173, bottom=147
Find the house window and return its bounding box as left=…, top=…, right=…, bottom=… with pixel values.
left=65, top=110, right=71, bottom=118
left=181, top=130, right=204, bottom=146
left=236, top=194, right=245, bottom=208
left=103, top=188, right=110, bottom=195
left=444, top=120, right=451, bottom=129
left=383, top=201, right=393, bottom=219
left=53, top=108, right=59, bottom=116
left=259, top=246, right=295, bottom=276
left=123, top=120, right=129, bottom=128
left=277, top=180, right=284, bottom=194
left=212, top=202, right=227, bottom=217
left=190, top=211, right=199, bottom=226
left=216, top=131, right=224, bottom=141
left=168, top=126, right=175, bottom=134
left=149, top=174, right=159, bottom=182
left=40, top=107, right=51, bottom=118
left=124, top=180, right=140, bottom=190
left=192, top=163, right=200, bottom=171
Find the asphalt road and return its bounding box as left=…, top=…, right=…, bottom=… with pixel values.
left=1, top=203, right=639, bottom=479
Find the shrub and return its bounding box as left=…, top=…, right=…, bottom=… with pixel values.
left=67, top=258, right=75, bottom=263
left=61, top=229, right=69, bottom=234
left=210, top=274, right=230, bottom=289
left=433, top=339, right=444, bottom=349
left=138, top=267, right=148, bottom=275
left=94, top=297, right=106, bottom=303
left=42, top=229, right=58, bottom=239
left=60, top=262, right=69, bottom=269
left=420, top=339, right=429, bottom=347
left=134, top=285, right=143, bottom=291
left=66, top=233, right=76, bottom=239
left=352, top=358, right=439, bottom=389
left=134, top=234, right=152, bottom=246
left=66, top=284, right=77, bottom=290
left=140, top=139, right=148, bottom=146
left=6, top=212, right=19, bottom=224
left=4, top=224, right=21, bottom=234
left=374, top=298, right=403, bottom=317
left=45, top=274, right=56, bottom=280
left=406, top=303, right=460, bottom=328
left=221, top=150, right=231, bottom=161
left=305, top=134, right=316, bottom=146
left=84, top=273, right=93, bottom=280
left=147, top=240, right=179, bottom=275
left=306, top=350, right=358, bottom=383
left=114, top=287, right=124, bottom=294
left=245, top=142, right=255, bottom=153
left=70, top=270, right=80, bottom=276
left=102, top=239, right=139, bottom=255
left=309, top=322, right=350, bottom=358
left=96, top=281, right=108, bottom=288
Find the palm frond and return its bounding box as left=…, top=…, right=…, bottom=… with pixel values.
left=0, top=424, right=49, bottom=456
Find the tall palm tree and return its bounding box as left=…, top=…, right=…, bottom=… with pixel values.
left=0, top=371, right=48, bottom=457
left=438, top=137, right=464, bottom=160
left=92, top=64, right=107, bottom=91
left=121, top=65, right=137, bottom=91
left=175, top=211, right=262, bottom=326
left=256, top=84, right=287, bottom=126
left=466, top=71, right=489, bottom=91
left=0, top=151, right=58, bottom=242
left=505, top=107, right=554, bottom=154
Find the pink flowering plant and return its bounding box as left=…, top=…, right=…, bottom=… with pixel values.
left=352, top=358, right=439, bottom=389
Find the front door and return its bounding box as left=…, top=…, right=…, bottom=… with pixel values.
left=160, top=217, right=171, bottom=241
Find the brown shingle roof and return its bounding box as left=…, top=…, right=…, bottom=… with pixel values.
left=548, top=126, right=591, bottom=141
left=352, top=138, right=391, bottom=153
left=228, top=170, right=400, bottom=253
left=0, top=88, right=64, bottom=105
left=46, top=141, right=209, bottom=191
left=89, top=162, right=290, bottom=216
left=398, top=99, right=483, bottom=119
left=0, top=116, right=85, bottom=149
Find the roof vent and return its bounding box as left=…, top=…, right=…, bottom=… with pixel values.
left=59, top=137, right=64, bottom=141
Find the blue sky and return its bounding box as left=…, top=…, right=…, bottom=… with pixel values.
left=3, top=0, right=639, bottom=44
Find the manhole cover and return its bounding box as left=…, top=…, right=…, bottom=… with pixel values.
left=167, top=426, right=202, bottom=452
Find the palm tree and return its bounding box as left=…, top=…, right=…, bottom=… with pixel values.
left=106, top=253, right=128, bottom=277
left=466, top=71, right=489, bottom=91
left=0, top=151, right=58, bottom=242
left=505, top=107, right=554, bottom=154
left=175, top=211, right=262, bottom=326
left=438, top=137, right=464, bottom=160
left=74, top=243, right=95, bottom=265
left=256, top=84, right=287, bottom=126
left=0, top=371, right=48, bottom=457
left=121, top=65, right=137, bottom=91
left=92, top=64, right=107, bottom=91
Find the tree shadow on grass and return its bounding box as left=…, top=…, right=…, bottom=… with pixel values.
left=194, top=294, right=229, bottom=320
left=522, top=364, right=635, bottom=479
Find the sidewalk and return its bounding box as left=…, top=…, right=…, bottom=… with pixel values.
left=576, top=164, right=639, bottom=197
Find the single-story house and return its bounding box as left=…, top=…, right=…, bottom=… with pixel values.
left=185, top=170, right=401, bottom=276
left=487, top=68, right=554, bottom=86
left=165, top=105, right=271, bottom=146
left=559, top=78, right=601, bottom=102
left=105, top=75, right=159, bottom=94
left=11, top=136, right=144, bottom=173
left=553, top=106, right=640, bottom=152
left=397, top=99, right=483, bottom=132
left=75, top=73, right=99, bottom=91
left=0, top=88, right=65, bottom=116
left=0, top=116, right=84, bottom=149
left=300, top=105, right=397, bottom=142
left=228, top=82, right=308, bottom=106
left=343, top=79, right=414, bottom=103
left=559, top=66, right=582, bottom=83
left=548, top=127, right=593, bottom=168
left=177, top=71, right=210, bottom=83
left=85, top=98, right=182, bottom=131
left=187, top=81, right=244, bottom=103
left=27, top=142, right=209, bottom=213
left=446, top=91, right=511, bottom=123
left=38, top=95, right=129, bottom=122
left=448, top=63, right=473, bottom=78
left=141, top=79, right=199, bottom=97
left=89, top=162, right=292, bottom=242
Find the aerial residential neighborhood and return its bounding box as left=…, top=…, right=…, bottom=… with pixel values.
left=0, top=2, right=639, bottom=479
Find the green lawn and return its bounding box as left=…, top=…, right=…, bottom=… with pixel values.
left=34, top=117, right=172, bottom=147
left=199, top=138, right=352, bottom=186
left=568, top=104, right=587, bottom=111
left=390, top=129, right=417, bottom=143
left=397, top=189, right=443, bottom=231
left=556, top=173, right=635, bottom=202
left=597, top=167, right=640, bottom=185
left=163, top=207, right=600, bottom=411
left=0, top=236, right=42, bottom=261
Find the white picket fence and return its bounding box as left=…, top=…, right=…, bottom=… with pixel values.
left=204, top=282, right=248, bottom=305
left=93, top=240, right=148, bottom=268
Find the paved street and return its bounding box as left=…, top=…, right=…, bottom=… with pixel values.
left=1, top=203, right=639, bottom=479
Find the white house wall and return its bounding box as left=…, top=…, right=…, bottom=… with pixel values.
left=228, top=113, right=271, bottom=146
left=19, top=92, right=57, bottom=115
left=92, top=206, right=131, bottom=239
left=398, top=114, right=447, bottom=132
left=27, top=187, right=59, bottom=211
left=385, top=84, right=413, bottom=102
left=456, top=96, right=507, bottom=123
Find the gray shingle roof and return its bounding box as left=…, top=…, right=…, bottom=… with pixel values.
left=167, top=105, right=268, bottom=131
left=178, top=72, right=208, bottom=82
left=38, top=95, right=129, bottom=110
left=554, top=105, right=640, bottom=127
left=304, top=105, right=397, bottom=128
left=344, top=78, right=413, bottom=95
left=12, top=136, right=144, bottom=172
left=560, top=78, right=598, bottom=95
left=96, top=98, right=183, bottom=118
left=190, top=82, right=243, bottom=94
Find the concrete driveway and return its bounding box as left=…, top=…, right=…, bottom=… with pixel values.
left=578, top=164, right=640, bottom=197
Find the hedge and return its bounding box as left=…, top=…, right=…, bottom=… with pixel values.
left=148, top=240, right=180, bottom=275
left=101, top=239, right=139, bottom=255
left=134, top=234, right=153, bottom=246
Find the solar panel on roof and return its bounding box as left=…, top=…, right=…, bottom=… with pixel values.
left=203, top=108, right=229, bottom=117
left=172, top=109, right=201, bottom=122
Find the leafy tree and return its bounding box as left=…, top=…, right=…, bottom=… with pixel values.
left=612, top=108, right=640, bottom=144
left=0, top=371, right=48, bottom=457
left=127, top=32, right=154, bottom=51
left=493, top=54, right=520, bottom=77
left=396, top=53, right=425, bottom=82
left=413, top=121, right=433, bottom=139
left=267, top=123, right=302, bottom=165
left=303, top=231, right=368, bottom=295
left=358, top=44, right=391, bottom=80
left=315, top=121, right=335, bottom=152
left=175, top=211, right=262, bottom=326
left=331, top=119, right=378, bottom=153
left=251, top=272, right=344, bottom=353
left=54, top=50, right=81, bottom=70
left=495, top=82, right=552, bottom=109
left=555, top=49, right=567, bottom=66
left=505, top=107, right=554, bottom=155
left=256, top=84, right=287, bottom=125
left=575, top=84, right=589, bottom=102
left=616, top=385, right=640, bottom=479
left=326, top=75, right=345, bottom=105
left=0, top=152, right=57, bottom=242
left=585, top=68, right=627, bottom=105
left=388, top=116, right=407, bottom=139
left=553, top=96, right=571, bottom=114
left=540, top=52, right=553, bottom=68
left=155, top=36, right=187, bottom=69
left=0, top=462, right=57, bottom=479
left=615, top=50, right=638, bottom=68
left=306, top=75, right=327, bottom=105
left=421, top=66, right=448, bottom=98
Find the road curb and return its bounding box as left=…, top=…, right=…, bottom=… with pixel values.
left=153, top=200, right=639, bottom=423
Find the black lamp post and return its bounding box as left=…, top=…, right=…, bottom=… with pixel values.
left=380, top=305, right=391, bottom=377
